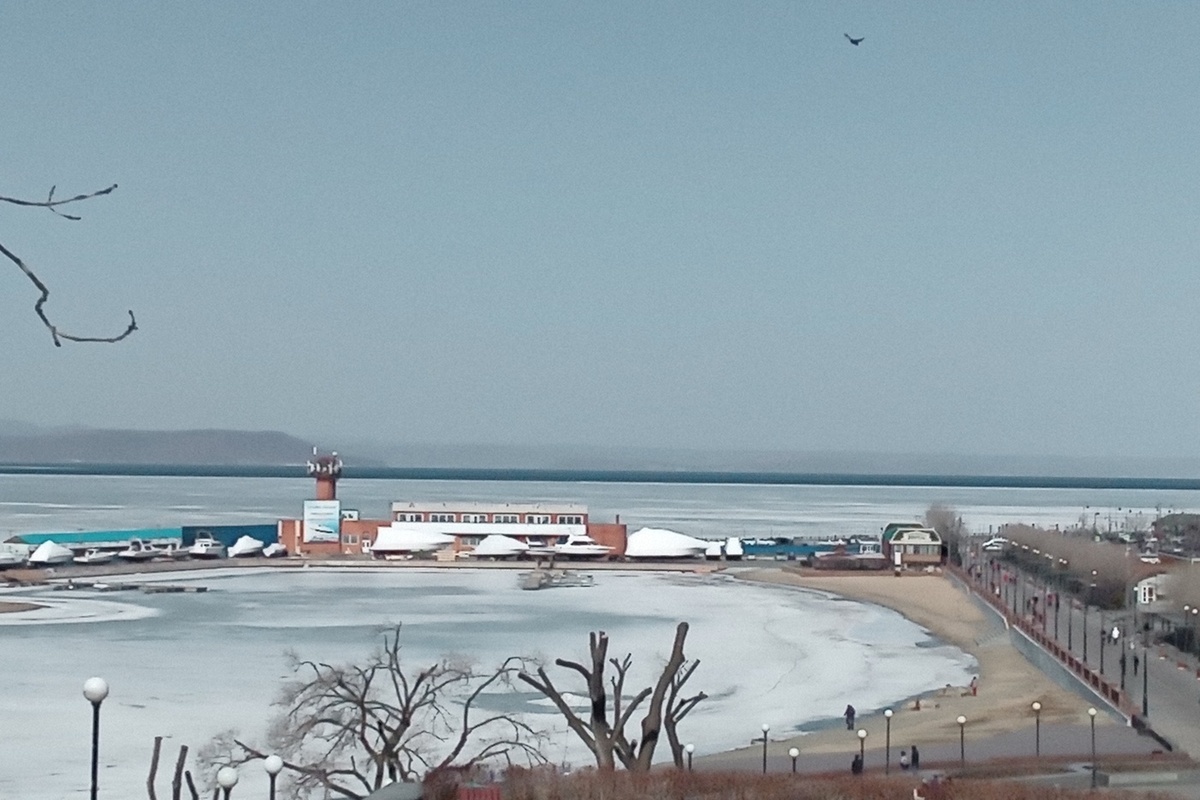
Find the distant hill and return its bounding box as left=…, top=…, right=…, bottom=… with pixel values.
left=0, top=428, right=365, bottom=466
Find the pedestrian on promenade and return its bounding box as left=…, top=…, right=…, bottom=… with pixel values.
left=1134, top=653, right=1140, bottom=675
left=969, top=676, right=978, bottom=696
left=850, top=754, right=863, bottom=775
left=911, top=745, right=920, bottom=770
left=844, top=704, right=856, bottom=730
left=899, top=750, right=910, bottom=770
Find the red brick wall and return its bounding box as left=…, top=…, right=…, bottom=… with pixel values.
left=587, top=522, right=627, bottom=557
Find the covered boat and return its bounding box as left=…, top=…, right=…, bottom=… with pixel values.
left=28, top=540, right=74, bottom=566
left=370, top=525, right=455, bottom=556
left=725, top=537, right=744, bottom=560
left=229, top=535, right=266, bottom=558
left=472, top=534, right=529, bottom=559
left=262, top=542, right=288, bottom=558
left=624, top=528, right=708, bottom=559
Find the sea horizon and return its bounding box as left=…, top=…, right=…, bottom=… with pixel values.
left=5, top=462, right=1200, bottom=492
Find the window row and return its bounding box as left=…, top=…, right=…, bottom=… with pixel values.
left=394, top=512, right=585, bottom=524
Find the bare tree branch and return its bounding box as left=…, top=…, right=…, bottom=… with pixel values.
left=0, top=183, right=137, bottom=346
left=520, top=621, right=704, bottom=772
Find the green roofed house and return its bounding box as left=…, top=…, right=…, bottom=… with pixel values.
left=881, top=522, right=944, bottom=568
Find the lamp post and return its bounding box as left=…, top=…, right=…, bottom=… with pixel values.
left=857, top=728, right=867, bottom=768
left=216, top=766, right=238, bottom=800
left=956, top=715, right=967, bottom=765
left=685, top=743, right=694, bottom=771
left=1068, top=595, right=1074, bottom=652
left=1192, top=607, right=1198, bottom=656
left=1031, top=701, right=1042, bottom=758
left=1143, top=640, right=1150, bottom=717
left=1088, top=707, right=1098, bottom=789
left=1099, top=610, right=1106, bottom=674
left=759, top=723, right=769, bottom=774
left=884, top=708, right=893, bottom=775
left=263, top=755, right=283, bottom=800
left=788, top=747, right=799, bottom=774
left=83, top=677, right=109, bottom=800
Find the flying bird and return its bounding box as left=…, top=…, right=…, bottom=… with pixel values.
left=844, top=33, right=864, bottom=46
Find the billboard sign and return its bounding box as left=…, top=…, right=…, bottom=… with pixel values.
left=303, top=500, right=342, bottom=543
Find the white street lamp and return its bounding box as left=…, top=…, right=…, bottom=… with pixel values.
left=884, top=708, right=894, bottom=774
left=684, top=742, right=694, bottom=771
left=83, top=677, right=109, bottom=800
left=956, top=715, right=967, bottom=765
left=216, top=766, right=239, bottom=800
left=788, top=746, right=799, bottom=773
left=263, top=755, right=284, bottom=800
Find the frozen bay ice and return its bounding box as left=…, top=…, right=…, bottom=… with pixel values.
left=0, top=568, right=974, bottom=800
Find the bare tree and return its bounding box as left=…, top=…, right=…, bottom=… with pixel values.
left=1, top=183, right=137, bottom=345
left=144, top=737, right=201, bottom=800
left=518, top=621, right=705, bottom=771
left=206, top=624, right=544, bottom=800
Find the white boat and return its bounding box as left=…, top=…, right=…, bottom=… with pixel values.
left=0, top=549, right=28, bottom=569
left=189, top=533, right=227, bottom=559
left=704, top=540, right=723, bottom=560
left=981, top=537, right=1008, bottom=552
left=155, top=543, right=191, bottom=560
left=725, top=537, right=744, bottom=560
left=554, top=534, right=612, bottom=559
left=624, top=528, right=708, bottom=559
left=262, top=542, right=288, bottom=558
left=370, top=525, right=455, bottom=556
left=228, top=535, right=266, bottom=558
left=117, top=538, right=162, bottom=562
left=27, top=540, right=74, bottom=566
left=473, top=534, right=529, bottom=559
left=73, top=548, right=116, bottom=566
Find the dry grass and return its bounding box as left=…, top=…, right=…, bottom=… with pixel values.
left=493, top=768, right=1164, bottom=800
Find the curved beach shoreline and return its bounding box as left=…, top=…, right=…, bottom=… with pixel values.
left=731, top=567, right=1110, bottom=755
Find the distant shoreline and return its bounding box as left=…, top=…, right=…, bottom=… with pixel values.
left=3, top=463, right=1200, bottom=490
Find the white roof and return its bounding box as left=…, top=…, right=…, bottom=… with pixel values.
left=625, top=527, right=708, bottom=558
left=473, top=535, right=529, bottom=557
left=390, top=501, right=586, bottom=514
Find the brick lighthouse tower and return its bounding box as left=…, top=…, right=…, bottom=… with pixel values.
left=306, top=447, right=342, bottom=500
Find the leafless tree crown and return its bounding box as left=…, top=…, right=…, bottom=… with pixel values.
left=0, top=183, right=137, bottom=346
left=518, top=621, right=706, bottom=771
left=206, top=624, right=545, bottom=800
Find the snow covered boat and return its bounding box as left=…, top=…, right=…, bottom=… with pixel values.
left=472, top=534, right=529, bottom=559
left=725, top=537, right=744, bottom=560
left=28, top=540, right=74, bottom=566
left=0, top=549, right=28, bottom=569
left=73, top=548, right=116, bottom=566
left=228, top=535, right=266, bottom=558
left=189, top=533, right=227, bottom=559
left=117, top=538, right=162, bottom=562
left=624, top=528, right=708, bottom=559
left=554, top=534, right=612, bottom=559
left=370, top=525, right=455, bottom=557
left=262, top=542, right=288, bottom=558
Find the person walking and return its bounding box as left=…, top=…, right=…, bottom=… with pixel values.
left=850, top=753, right=863, bottom=775
left=844, top=704, right=856, bottom=730
left=911, top=744, right=920, bottom=771
left=899, top=750, right=910, bottom=770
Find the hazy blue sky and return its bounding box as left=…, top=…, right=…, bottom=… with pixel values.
left=2, top=3, right=1198, bottom=459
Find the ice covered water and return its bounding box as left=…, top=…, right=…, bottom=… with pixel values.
left=1, top=568, right=974, bottom=799
left=1, top=472, right=1196, bottom=798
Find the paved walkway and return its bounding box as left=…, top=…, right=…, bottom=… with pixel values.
left=963, top=551, right=1200, bottom=760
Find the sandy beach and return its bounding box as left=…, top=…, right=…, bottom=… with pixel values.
left=733, top=567, right=1107, bottom=755
left=0, top=600, right=44, bottom=614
